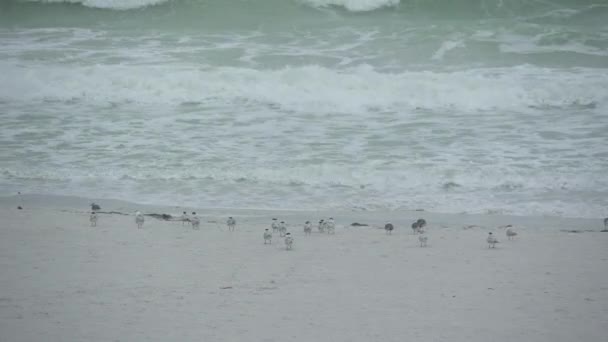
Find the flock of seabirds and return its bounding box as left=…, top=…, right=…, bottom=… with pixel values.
left=85, top=203, right=537, bottom=250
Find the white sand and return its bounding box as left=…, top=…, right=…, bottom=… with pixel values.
left=1, top=194, right=607, bottom=342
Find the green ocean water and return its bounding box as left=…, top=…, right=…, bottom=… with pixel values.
left=1, top=0, right=607, bottom=217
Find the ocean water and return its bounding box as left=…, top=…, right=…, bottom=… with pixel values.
left=1, top=0, right=607, bottom=217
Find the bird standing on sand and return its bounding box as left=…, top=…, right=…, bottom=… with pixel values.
left=506, top=228, right=517, bottom=240
left=326, top=217, right=336, bottom=234
left=318, top=219, right=325, bottom=233
left=285, top=232, right=294, bottom=250
left=181, top=211, right=189, bottom=225
left=135, top=211, right=145, bottom=229
left=90, top=211, right=98, bottom=227
left=304, top=221, right=312, bottom=235
left=604, top=218, right=608, bottom=230
left=271, top=218, right=279, bottom=233
left=227, top=216, right=236, bottom=231
left=411, top=218, right=426, bottom=234
left=190, top=212, right=200, bottom=230
left=487, top=232, right=498, bottom=248
left=385, top=223, right=394, bottom=235
left=419, top=233, right=428, bottom=247
left=279, top=221, right=287, bottom=237
left=411, top=221, right=419, bottom=234
left=264, top=229, right=272, bottom=244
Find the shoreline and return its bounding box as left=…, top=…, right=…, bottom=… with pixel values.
left=1, top=192, right=604, bottom=232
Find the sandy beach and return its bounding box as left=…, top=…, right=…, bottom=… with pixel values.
left=0, top=194, right=606, bottom=342
left=3, top=1, right=608, bottom=341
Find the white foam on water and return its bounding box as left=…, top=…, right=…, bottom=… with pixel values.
left=1, top=62, right=606, bottom=113
left=2, top=159, right=606, bottom=218
left=2, top=2, right=607, bottom=218
left=1, top=90, right=606, bottom=219
left=28, top=0, right=400, bottom=12
left=24, top=0, right=171, bottom=10
left=432, top=38, right=466, bottom=61
left=300, top=0, right=399, bottom=12
left=498, top=32, right=608, bottom=57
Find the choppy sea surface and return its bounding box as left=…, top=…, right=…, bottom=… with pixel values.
left=1, top=0, right=607, bottom=217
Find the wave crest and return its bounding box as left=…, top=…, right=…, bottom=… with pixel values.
left=2, top=63, right=606, bottom=113
left=23, top=0, right=171, bottom=10
left=300, top=0, right=399, bottom=12
left=17, top=0, right=604, bottom=15
left=27, top=0, right=401, bottom=12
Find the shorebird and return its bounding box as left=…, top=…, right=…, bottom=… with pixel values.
left=604, top=218, right=608, bottom=230
left=318, top=219, right=325, bottom=233
left=411, top=219, right=426, bottom=234
left=385, top=223, right=394, bottom=235
left=181, top=211, right=189, bottom=225
left=90, top=211, right=97, bottom=227
left=304, top=221, right=312, bottom=235
left=190, top=212, right=200, bottom=230
left=135, top=211, right=145, bottom=229
left=487, top=232, right=498, bottom=248
left=279, top=221, right=287, bottom=237
left=326, top=217, right=335, bottom=234
left=411, top=221, right=419, bottom=234
left=227, top=216, right=236, bottom=231
left=263, top=229, right=272, bottom=244
left=418, top=233, right=428, bottom=247
left=285, top=233, right=294, bottom=250
left=416, top=218, right=426, bottom=231
left=271, top=218, right=279, bottom=233
left=506, top=228, right=517, bottom=240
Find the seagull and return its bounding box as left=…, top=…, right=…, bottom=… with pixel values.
left=326, top=217, right=335, bottom=234
left=487, top=232, right=498, bottom=248
left=303, top=221, right=312, bottom=235
left=190, top=212, right=200, bottom=230
left=271, top=218, right=279, bottom=233
left=506, top=228, right=517, bottom=240
left=285, top=232, right=294, bottom=250
left=181, top=211, right=189, bottom=225
left=135, top=211, right=144, bottom=229
left=418, top=233, right=428, bottom=247
left=90, top=211, right=98, bottom=227
left=263, top=229, right=272, bottom=244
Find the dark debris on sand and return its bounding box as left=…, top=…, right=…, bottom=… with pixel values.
left=146, top=213, right=173, bottom=221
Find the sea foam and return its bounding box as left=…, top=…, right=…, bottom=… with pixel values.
left=300, top=0, right=399, bottom=12
left=1, top=62, right=606, bottom=113
left=24, top=0, right=170, bottom=10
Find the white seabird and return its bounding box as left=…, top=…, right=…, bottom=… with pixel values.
left=285, top=233, right=294, bottom=250
left=135, top=211, right=145, bottom=229
left=506, top=228, right=517, bottom=240
left=263, top=229, right=272, bottom=244
left=418, top=233, right=428, bottom=247
left=487, top=232, right=498, bottom=248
